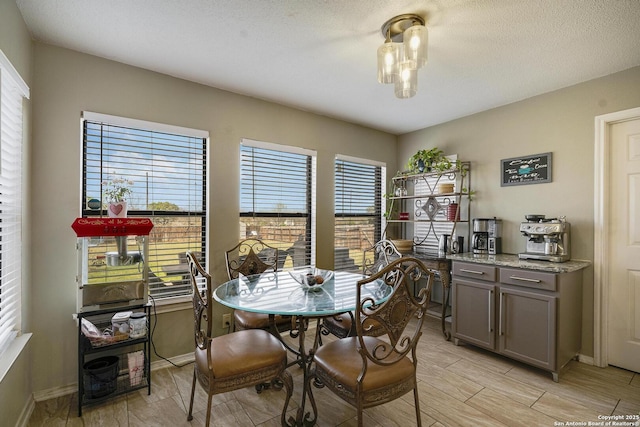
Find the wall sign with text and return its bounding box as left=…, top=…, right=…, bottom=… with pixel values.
left=501, top=152, right=552, bottom=186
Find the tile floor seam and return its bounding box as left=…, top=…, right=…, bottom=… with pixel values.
left=462, top=385, right=486, bottom=404
left=610, top=399, right=623, bottom=416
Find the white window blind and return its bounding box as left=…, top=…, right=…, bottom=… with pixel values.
left=81, top=112, right=208, bottom=300
left=0, top=50, right=29, bottom=357
left=240, top=139, right=316, bottom=268
left=334, top=156, right=384, bottom=271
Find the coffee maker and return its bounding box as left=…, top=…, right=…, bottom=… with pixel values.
left=472, top=218, right=490, bottom=254
left=519, top=215, right=571, bottom=262
left=488, top=218, right=502, bottom=255
left=473, top=218, right=502, bottom=255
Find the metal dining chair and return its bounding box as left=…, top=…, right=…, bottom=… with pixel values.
left=321, top=239, right=402, bottom=338
left=225, top=238, right=294, bottom=332
left=185, top=252, right=293, bottom=427
left=309, top=257, right=434, bottom=426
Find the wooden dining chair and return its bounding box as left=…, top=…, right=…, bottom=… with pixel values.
left=309, top=257, right=434, bottom=427
left=225, top=238, right=293, bottom=332
left=321, top=239, right=402, bottom=338
left=185, top=252, right=293, bottom=427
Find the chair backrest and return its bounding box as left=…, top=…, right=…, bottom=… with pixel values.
left=225, top=239, right=279, bottom=280
left=355, top=257, right=434, bottom=365
left=187, top=251, right=212, bottom=351
left=362, top=239, right=402, bottom=276
left=180, top=250, right=202, bottom=265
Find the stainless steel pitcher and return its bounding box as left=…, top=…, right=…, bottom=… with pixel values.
left=439, top=234, right=452, bottom=254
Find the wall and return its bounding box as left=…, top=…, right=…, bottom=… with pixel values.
left=397, top=66, right=640, bottom=358
left=29, top=42, right=397, bottom=394
left=0, top=0, right=33, bottom=425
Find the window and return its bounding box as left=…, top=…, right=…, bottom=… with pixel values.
left=334, top=156, right=385, bottom=271
left=240, top=139, right=316, bottom=268
left=82, top=112, right=208, bottom=300
left=0, top=50, right=29, bottom=357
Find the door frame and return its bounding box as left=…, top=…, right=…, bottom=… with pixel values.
left=594, top=106, right=640, bottom=367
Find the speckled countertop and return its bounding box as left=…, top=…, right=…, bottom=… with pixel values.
left=446, top=253, right=591, bottom=273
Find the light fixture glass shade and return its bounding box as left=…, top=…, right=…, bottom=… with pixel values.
left=403, top=24, right=428, bottom=69
left=394, top=61, right=417, bottom=98
left=377, top=41, right=401, bottom=84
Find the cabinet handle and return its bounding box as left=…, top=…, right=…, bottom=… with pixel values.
left=499, top=292, right=504, bottom=336
left=460, top=268, right=484, bottom=275
left=509, top=275, right=541, bottom=283
left=488, top=290, right=493, bottom=333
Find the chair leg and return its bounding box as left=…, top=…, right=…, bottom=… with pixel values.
left=206, top=392, right=213, bottom=427
left=187, top=368, right=197, bottom=421
left=413, top=386, right=422, bottom=426
left=255, top=382, right=270, bottom=393
left=357, top=407, right=363, bottom=427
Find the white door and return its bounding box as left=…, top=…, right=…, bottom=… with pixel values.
left=607, top=118, right=640, bottom=373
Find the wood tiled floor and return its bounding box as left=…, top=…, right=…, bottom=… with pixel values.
left=28, top=316, right=640, bottom=426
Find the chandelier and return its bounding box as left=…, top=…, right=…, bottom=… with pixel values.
left=377, top=14, right=428, bottom=99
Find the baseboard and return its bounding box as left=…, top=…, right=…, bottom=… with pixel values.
left=15, top=395, right=35, bottom=427
left=32, top=383, right=77, bottom=402
left=577, top=354, right=595, bottom=365
left=150, top=352, right=194, bottom=371
left=32, top=352, right=195, bottom=402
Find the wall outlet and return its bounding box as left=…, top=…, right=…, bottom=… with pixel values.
left=222, top=313, right=231, bottom=329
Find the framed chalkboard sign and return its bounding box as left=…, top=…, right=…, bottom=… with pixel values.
left=501, top=152, right=552, bottom=186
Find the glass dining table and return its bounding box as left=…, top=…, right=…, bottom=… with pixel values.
left=213, top=267, right=392, bottom=426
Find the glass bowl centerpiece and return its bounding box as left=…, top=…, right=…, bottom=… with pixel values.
left=289, top=267, right=334, bottom=291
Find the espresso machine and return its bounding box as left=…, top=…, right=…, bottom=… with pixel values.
left=519, top=215, right=571, bottom=262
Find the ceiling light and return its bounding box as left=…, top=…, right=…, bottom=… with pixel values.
left=377, top=14, right=428, bottom=99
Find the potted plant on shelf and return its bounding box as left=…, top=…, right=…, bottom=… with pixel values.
left=406, top=147, right=444, bottom=173
left=103, top=175, right=133, bottom=218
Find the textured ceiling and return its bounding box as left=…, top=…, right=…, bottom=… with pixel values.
left=16, top=0, right=640, bottom=135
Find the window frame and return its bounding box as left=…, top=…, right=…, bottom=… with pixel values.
left=334, top=154, right=386, bottom=271
left=0, top=49, right=30, bottom=359
left=239, top=138, right=317, bottom=267
left=80, top=112, right=209, bottom=304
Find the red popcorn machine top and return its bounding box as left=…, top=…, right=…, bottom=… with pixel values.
left=72, top=218, right=154, bottom=313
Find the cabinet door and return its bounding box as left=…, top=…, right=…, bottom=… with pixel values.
left=452, top=278, right=496, bottom=350
left=498, top=287, right=556, bottom=371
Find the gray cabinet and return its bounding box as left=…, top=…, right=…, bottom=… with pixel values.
left=498, top=287, right=556, bottom=371
left=452, top=278, right=495, bottom=349
left=452, top=260, right=582, bottom=382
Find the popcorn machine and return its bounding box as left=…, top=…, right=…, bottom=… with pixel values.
left=72, top=218, right=154, bottom=313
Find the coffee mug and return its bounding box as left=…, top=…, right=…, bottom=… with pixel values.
left=452, top=236, right=464, bottom=253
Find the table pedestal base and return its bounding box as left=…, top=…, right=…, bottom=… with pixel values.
left=271, top=315, right=320, bottom=427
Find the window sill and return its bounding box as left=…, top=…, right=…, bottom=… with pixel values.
left=0, top=333, right=32, bottom=383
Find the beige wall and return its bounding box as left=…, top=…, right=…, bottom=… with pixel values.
left=0, top=0, right=33, bottom=425
left=29, top=42, right=397, bottom=393
left=398, top=66, right=640, bottom=358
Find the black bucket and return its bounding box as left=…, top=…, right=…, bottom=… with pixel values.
left=83, top=355, right=119, bottom=399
